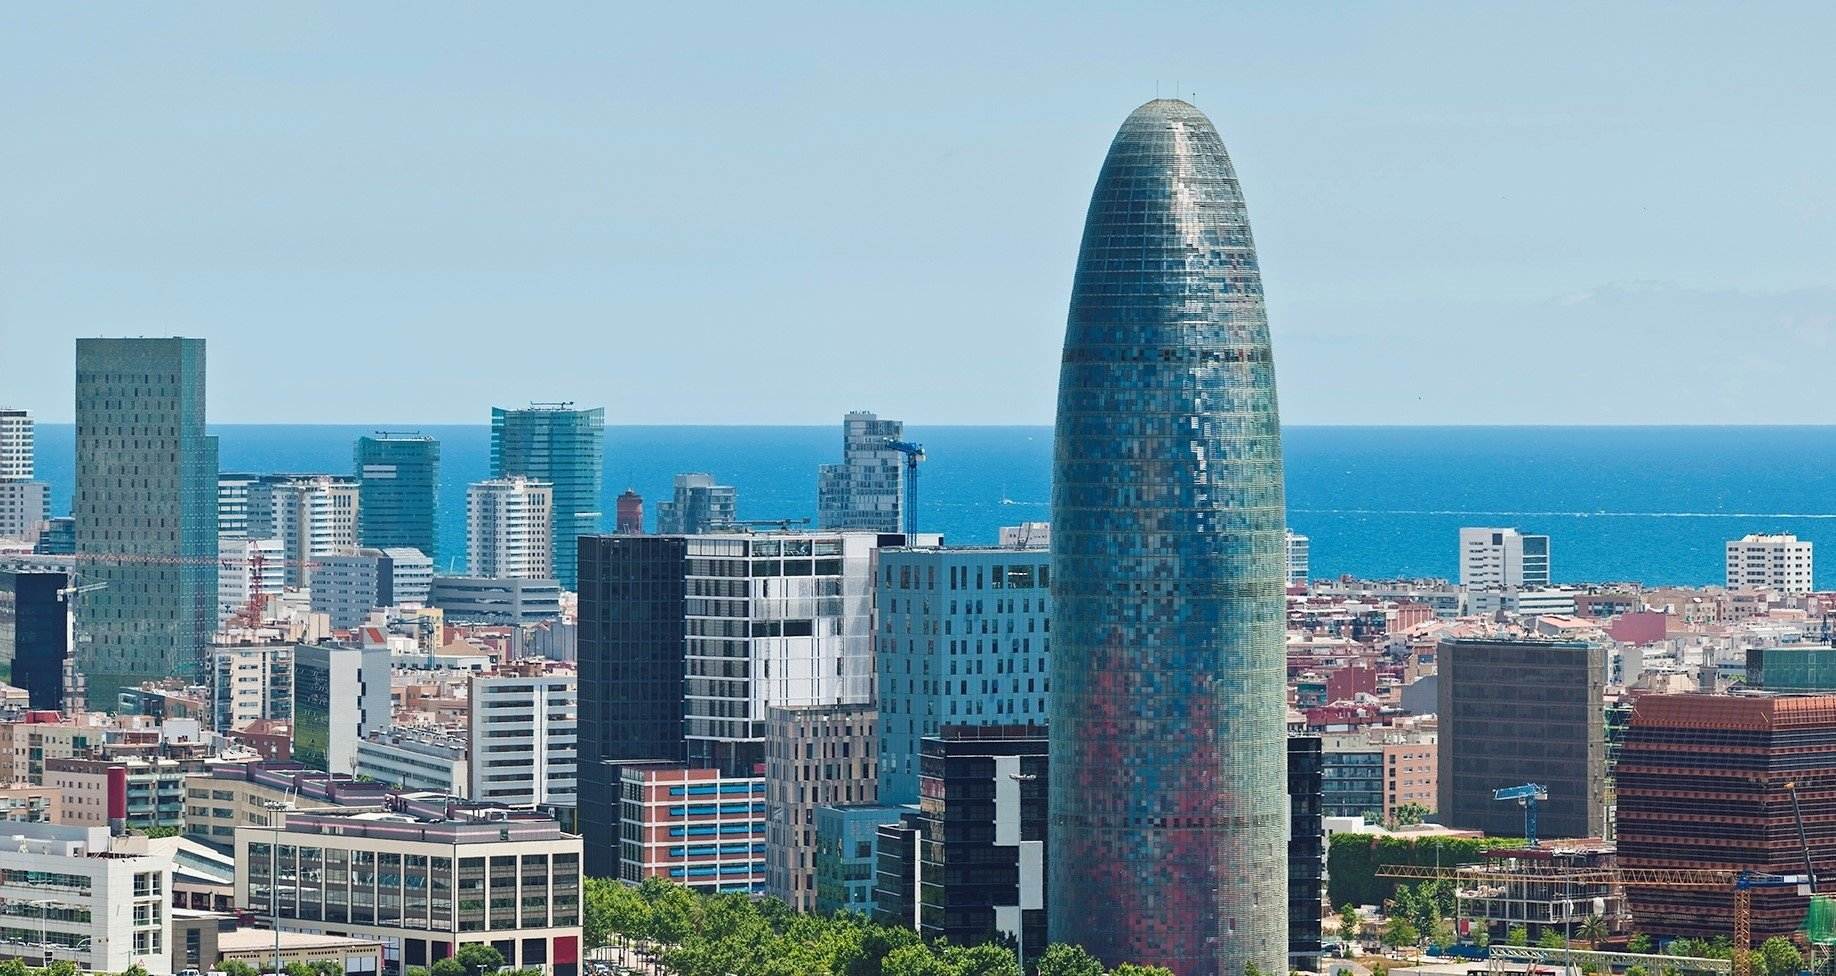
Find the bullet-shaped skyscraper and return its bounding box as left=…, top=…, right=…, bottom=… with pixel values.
left=1050, top=99, right=1289, bottom=976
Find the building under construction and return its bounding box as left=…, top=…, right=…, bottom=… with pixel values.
left=1614, top=693, right=1836, bottom=939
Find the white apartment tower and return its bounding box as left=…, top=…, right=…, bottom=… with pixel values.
left=1459, top=527, right=1551, bottom=590
left=271, top=476, right=361, bottom=588
left=0, top=408, right=32, bottom=480
left=467, top=477, right=554, bottom=580
left=1727, top=533, right=1815, bottom=593
left=467, top=664, right=577, bottom=808
left=1285, top=529, right=1310, bottom=585
left=0, top=408, right=48, bottom=545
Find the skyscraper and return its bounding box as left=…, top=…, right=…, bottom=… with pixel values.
left=654, top=472, right=738, bottom=535
left=466, top=477, right=554, bottom=580
left=817, top=411, right=906, bottom=532
left=355, top=432, right=440, bottom=562
left=0, top=408, right=32, bottom=480
left=269, top=475, right=360, bottom=588
left=1050, top=100, right=1288, bottom=976
left=74, top=337, right=219, bottom=704
left=0, top=409, right=49, bottom=546
left=491, top=403, right=605, bottom=589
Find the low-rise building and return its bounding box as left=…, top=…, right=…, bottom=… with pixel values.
left=429, top=577, right=564, bottom=626
left=0, top=821, right=174, bottom=973
left=182, top=762, right=392, bottom=850
left=353, top=728, right=470, bottom=795
left=610, top=763, right=765, bottom=894
left=48, top=756, right=191, bottom=831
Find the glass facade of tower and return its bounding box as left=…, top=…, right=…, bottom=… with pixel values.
left=74, top=337, right=219, bottom=705
left=1050, top=100, right=1288, bottom=976
left=355, top=432, right=440, bottom=562
left=491, top=405, right=605, bottom=589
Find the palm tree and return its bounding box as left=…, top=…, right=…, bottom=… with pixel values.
left=1578, top=915, right=1608, bottom=947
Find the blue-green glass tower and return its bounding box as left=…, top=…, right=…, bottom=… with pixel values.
left=1050, top=99, right=1288, bottom=976
left=355, top=432, right=441, bottom=563
left=490, top=404, right=604, bottom=589
left=74, top=337, right=219, bottom=706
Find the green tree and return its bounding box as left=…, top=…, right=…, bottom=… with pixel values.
left=0, top=961, right=28, bottom=976
left=1625, top=967, right=1650, bottom=976
left=1758, top=936, right=1803, bottom=976
left=1382, top=917, right=1421, bottom=950
left=310, top=961, right=344, bottom=976
left=1578, top=915, right=1607, bottom=947
left=882, top=944, right=954, bottom=976
left=405, top=968, right=430, bottom=976
left=282, top=963, right=316, bottom=976
left=430, top=958, right=466, bottom=976
left=1538, top=929, right=1566, bottom=950
left=46, top=961, right=76, bottom=976
left=1245, top=964, right=1267, bottom=976
left=1628, top=933, right=1654, bottom=954
left=941, top=943, right=1020, bottom=976
left=454, top=945, right=505, bottom=976
left=1386, top=803, right=1431, bottom=829
left=220, top=962, right=259, bottom=976
left=1506, top=925, right=1529, bottom=947
left=1111, top=966, right=1177, bottom=976
left=1431, top=917, right=1458, bottom=951
left=1034, top=944, right=1105, bottom=976
left=121, top=966, right=151, bottom=976
left=1338, top=903, right=1361, bottom=944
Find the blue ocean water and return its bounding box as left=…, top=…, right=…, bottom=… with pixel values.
left=29, top=425, right=1836, bottom=588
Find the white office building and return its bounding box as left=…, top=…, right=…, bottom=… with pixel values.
left=353, top=727, right=470, bottom=794
left=1727, top=533, right=1815, bottom=593
left=466, top=477, right=553, bottom=580
left=293, top=642, right=392, bottom=775
left=1285, top=530, right=1310, bottom=585
left=0, top=479, right=48, bottom=545
left=1459, top=527, right=1551, bottom=590
left=310, top=547, right=434, bottom=629
left=209, top=642, right=293, bottom=732
left=0, top=821, right=174, bottom=974
left=467, top=665, right=576, bottom=808
left=428, top=576, right=562, bottom=626
left=271, top=476, right=361, bottom=588
left=0, top=409, right=33, bottom=480
left=217, top=537, right=286, bottom=623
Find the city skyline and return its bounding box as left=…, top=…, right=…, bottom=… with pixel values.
left=7, top=4, right=1836, bottom=425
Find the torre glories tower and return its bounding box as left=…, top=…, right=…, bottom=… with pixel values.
left=1050, top=99, right=1288, bottom=976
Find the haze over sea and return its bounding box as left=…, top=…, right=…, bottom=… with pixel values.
left=32, top=424, right=1836, bottom=590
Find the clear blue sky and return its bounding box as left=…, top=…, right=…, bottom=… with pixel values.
left=5, top=3, right=1834, bottom=425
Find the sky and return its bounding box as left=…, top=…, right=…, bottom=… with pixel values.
left=4, top=3, right=1835, bottom=425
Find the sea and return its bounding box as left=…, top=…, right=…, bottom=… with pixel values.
left=28, top=425, right=1836, bottom=590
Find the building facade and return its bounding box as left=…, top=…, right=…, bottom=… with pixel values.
left=814, top=803, right=905, bottom=917
left=0, top=408, right=31, bottom=480
left=428, top=577, right=562, bottom=626
left=1726, top=533, right=1815, bottom=593
left=764, top=704, right=878, bottom=911
left=654, top=473, right=739, bottom=535
left=311, top=547, right=434, bottom=629
left=490, top=404, right=605, bottom=590
left=1285, top=530, right=1310, bottom=586
left=0, top=822, right=173, bottom=973
left=467, top=478, right=554, bottom=581
left=0, top=479, right=48, bottom=546
left=271, top=476, right=362, bottom=589
left=74, top=336, right=219, bottom=704
left=468, top=665, right=577, bottom=809
left=0, top=569, right=68, bottom=710
left=352, top=728, right=470, bottom=794
left=356, top=432, right=441, bottom=561
left=1319, top=730, right=1437, bottom=822
left=1458, top=527, right=1552, bottom=591
left=1287, top=735, right=1325, bottom=972
left=817, top=411, right=906, bottom=533
left=209, top=642, right=293, bottom=732
left=610, top=764, right=766, bottom=894
left=1049, top=99, right=1289, bottom=975
left=217, top=537, right=285, bottom=623
left=293, top=642, right=392, bottom=774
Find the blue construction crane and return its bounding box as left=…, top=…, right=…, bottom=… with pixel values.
left=1494, top=783, right=1549, bottom=847
left=883, top=439, right=925, bottom=535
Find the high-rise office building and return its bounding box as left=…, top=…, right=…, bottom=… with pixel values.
left=1285, top=530, right=1310, bottom=586
left=874, top=545, right=1052, bottom=806
left=0, top=409, right=32, bottom=480
left=270, top=476, right=361, bottom=589
left=654, top=473, right=739, bottom=535
left=355, top=432, right=441, bottom=561
left=74, top=337, right=219, bottom=704
left=1436, top=636, right=1605, bottom=839
left=1726, top=533, right=1815, bottom=593
left=764, top=704, right=878, bottom=910
left=467, top=477, right=554, bottom=580
left=1049, top=99, right=1289, bottom=976
left=817, top=411, right=907, bottom=533
left=1458, top=527, right=1551, bottom=591
left=1287, top=735, right=1325, bottom=973
left=292, top=642, right=391, bottom=774
left=491, top=403, right=605, bottom=589
left=0, top=569, right=69, bottom=711
left=614, top=489, right=644, bottom=534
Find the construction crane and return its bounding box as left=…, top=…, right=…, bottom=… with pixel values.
left=1787, top=781, right=1818, bottom=892
left=1378, top=863, right=1811, bottom=976
left=883, top=439, right=925, bottom=536
left=1495, top=783, right=1550, bottom=848
left=56, top=581, right=107, bottom=602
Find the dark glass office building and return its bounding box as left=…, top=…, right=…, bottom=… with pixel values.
left=491, top=404, right=605, bottom=589
left=355, top=432, right=440, bottom=561
left=0, top=570, right=68, bottom=710
left=1288, top=735, right=1325, bottom=971
left=1050, top=99, right=1289, bottom=976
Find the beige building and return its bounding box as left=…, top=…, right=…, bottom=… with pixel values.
left=764, top=704, right=878, bottom=911
left=182, top=764, right=391, bottom=849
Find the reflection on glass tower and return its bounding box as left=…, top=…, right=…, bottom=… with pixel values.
left=1050, top=99, right=1289, bottom=976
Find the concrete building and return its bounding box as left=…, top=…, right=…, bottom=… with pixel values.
left=1459, top=527, right=1552, bottom=591
left=764, top=704, right=877, bottom=911
left=180, top=762, right=393, bottom=850
left=874, top=545, right=1052, bottom=805
left=0, top=408, right=32, bottom=480
left=0, top=479, right=48, bottom=546
left=311, top=547, right=434, bottom=629
left=491, top=403, right=604, bottom=590
left=208, top=642, right=293, bottom=732
left=873, top=726, right=1047, bottom=965
left=609, top=763, right=766, bottom=893
left=237, top=808, right=582, bottom=975
left=353, top=728, right=469, bottom=794
left=1286, top=530, right=1310, bottom=586
left=271, top=476, right=362, bottom=589
left=215, top=472, right=265, bottom=541
left=1049, top=100, right=1289, bottom=975
left=47, top=756, right=190, bottom=831
left=817, top=411, right=907, bottom=533
left=468, top=663, right=576, bottom=809
left=1319, top=730, right=1437, bottom=822
left=1437, top=637, right=1605, bottom=839
left=74, top=337, right=219, bottom=704
left=467, top=477, right=554, bottom=581
left=0, top=569, right=69, bottom=711
left=293, top=642, right=392, bottom=774
left=814, top=803, right=904, bottom=917
left=428, top=576, right=562, bottom=626
left=0, top=822, right=174, bottom=973
left=654, top=473, right=739, bottom=535
left=355, top=432, right=441, bottom=562
left=997, top=522, right=1051, bottom=549
left=1727, top=533, right=1815, bottom=593
left=217, top=537, right=285, bottom=624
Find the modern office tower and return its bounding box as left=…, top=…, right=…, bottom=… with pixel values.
left=310, top=547, right=434, bottom=628
left=1726, top=533, right=1815, bottom=593
left=615, top=488, right=644, bottom=534
left=292, top=642, right=391, bottom=774
left=765, top=704, right=878, bottom=911
left=217, top=537, right=285, bottom=623
left=467, top=477, right=554, bottom=580
left=427, top=576, right=562, bottom=625
left=874, top=544, right=1052, bottom=805
left=609, top=763, right=767, bottom=893
left=0, top=569, right=69, bottom=710
left=32, top=516, right=75, bottom=556
left=468, top=663, right=577, bottom=809
left=1617, top=694, right=1836, bottom=940
left=216, top=472, right=266, bottom=540
left=1436, top=636, right=1605, bottom=839
left=0, top=479, right=48, bottom=545
left=873, top=726, right=1048, bottom=963
left=815, top=802, right=906, bottom=917
left=1288, top=735, right=1325, bottom=973
left=0, top=821, right=174, bottom=974
left=269, top=475, right=361, bottom=588
left=1285, top=530, right=1310, bottom=586
left=74, top=337, right=219, bottom=705
left=1049, top=99, right=1289, bottom=976
left=818, top=411, right=907, bottom=533
left=654, top=473, right=739, bottom=535
left=237, top=808, right=584, bottom=976
left=355, top=432, right=441, bottom=560
left=208, top=642, right=293, bottom=732
left=1458, top=527, right=1551, bottom=590
left=491, top=403, right=605, bottom=590
left=0, top=408, right=31, bottom=479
